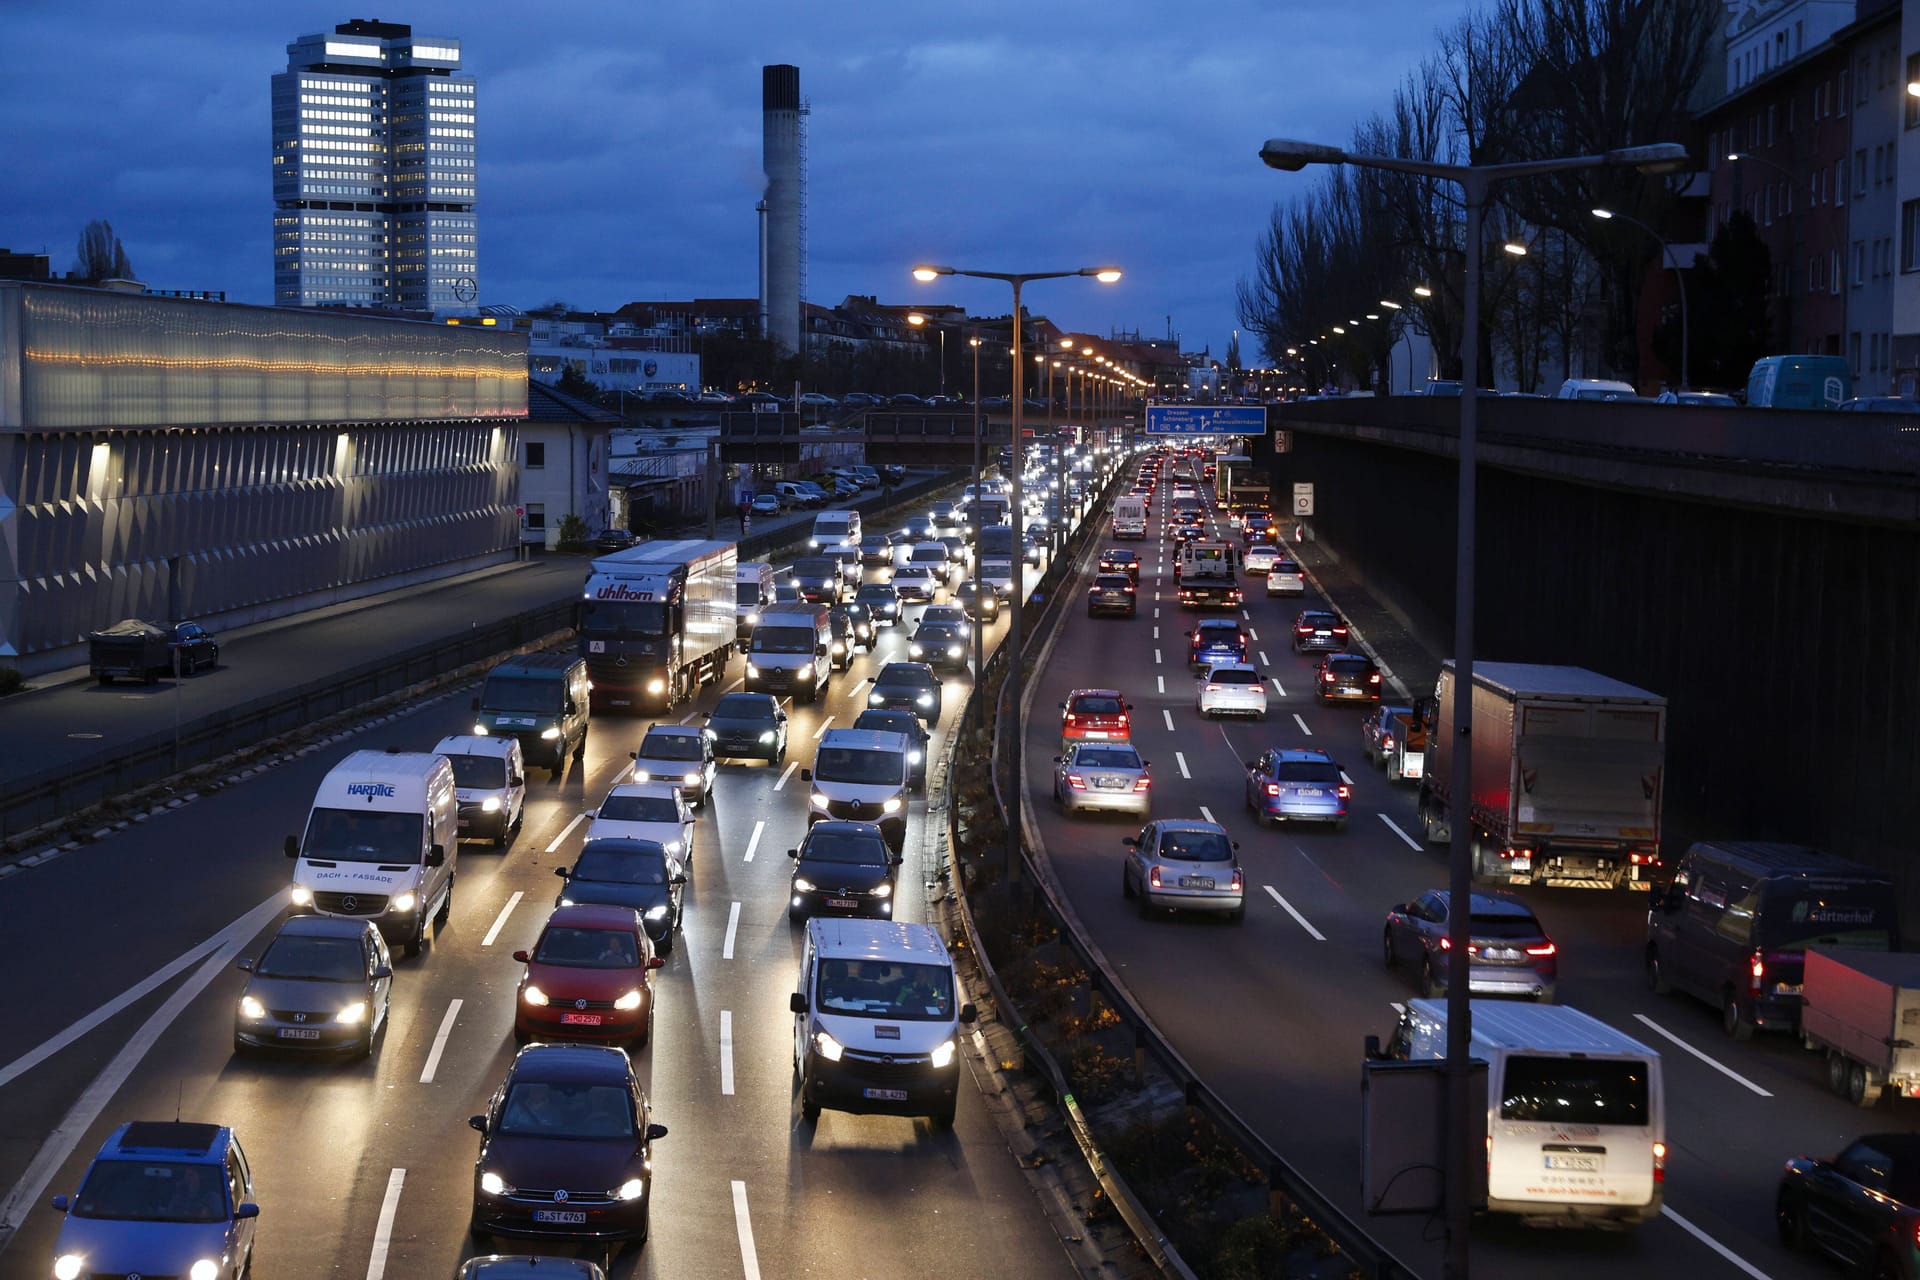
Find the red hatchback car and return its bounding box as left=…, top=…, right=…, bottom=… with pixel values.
left=513, top=905, right=664, bottom=1048
left=1060, top=689, right=1133, bottom=748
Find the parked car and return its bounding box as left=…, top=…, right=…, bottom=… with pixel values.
left=749, top=493, right=782, bottom=516
left=593, top=528, right=639, bottom=553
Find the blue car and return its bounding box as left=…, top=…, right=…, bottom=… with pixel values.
left=1244, top=748, right=1349, bottom=830
left=1187, top=620, right=1248, bottom=672
left=49, top=1121, right=260, bottom=1280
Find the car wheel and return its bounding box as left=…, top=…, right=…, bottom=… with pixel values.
left=1120, top=866, right=1134, bottom=899
left=1849, top=1061, right=1882, bottom=1108
left=1722, top=991, right=1755, bottom=1041
left=800, top=1096, right=821, bottom=1123
left=1827, top=1049, right=1851, bottom=1096
left=574, top=731, right=587, bottom=763
left=1645, top=948, right=1672, bottom=995
left=1227, top=906, right=1245, bottom=925
left=435, top=880, right=453, bottom=928
left=1383, top=929, right=1398, bottom=969
left=930, top=1095, right=958, bottom=1129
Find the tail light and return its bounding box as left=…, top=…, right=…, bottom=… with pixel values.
left=1438, top=938, right=1481, bottom=955
left=1117, top=714, right=1129, bottom=728
left=1334, top=626, right=1349, bottom=637
left=1369, top=673, right=1381, bottom=684
left=1652, top=1141, right=1666, bottom=1184
left=1065, top=773, right=1087, bottom=790
left=1323, top=672, right=1336, bottom=683
left=1133, top=776, right=1151, bottom=792
left=1750, top=948, right=1765, bottom=995
left=1382, top=737, right=1395, bottom=753
left=1065, top=712, right=1079, bottom=725
left=1148, top=865, right=1163, bottom=889
left=1206, top=685, right=1221, bottom=694
left=1264, top=782, right=1281, bottom=796
left=1526, top=942, right=1558, bottom=957
left=1336, top=784, right=1351, bottom=800
left=1230, top=868, right=1245, bottom=892
left=1295, top=625, right=1312, bottom=635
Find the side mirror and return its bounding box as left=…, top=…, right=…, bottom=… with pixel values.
left=234, top=1202, right=261, bottom=1220
left=283, top=835, right=299, bottom=859
left=235, top=958, right=253, bottom=973
left=426, top=844, right=446, bottom=868
left=1058, top=701, right=1066, bottom=710
left=628, top=751, right=639, bottom=761
left=1122, top=836, right=1138, bottom=848
left=1051, top=756, right=1062, bottom=764
left=646, top=1123, right=670, bottom=1141
left=671, top=873, right=687, bottom=885
left=510, top=774, right=525, bottom=788
left=511, top=949, right=530, bottom=963
left=585, top=809, right=598, bottom=819
left=789, top=992, right=809, bottom=1014
left=49, top=1194, right=69, bottom=1213
left=554, top=867, right=571, bottom=880
left=470, top=696, right=481, bottom=711
left=816, top=644, right=829, bottom=656
left=1232, top=841, right=1241, bottom=850
left=1245, top=760, right=1258, bottom=771
left=468, top=1114, right=488, bottom=1134
left=799, top=768, right=813, bottom=781
left=648, top=956, right=666, bottom=970
left=787, top=849, right=799, bottom=859
left=371, top=964, right=393, bottom=980
left=959, top=1002, right=978, bottom=1024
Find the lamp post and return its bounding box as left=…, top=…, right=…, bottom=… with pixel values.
left=1593, top=207, right=1692, bottom=390
left=1258, top=135, right=1686, bottom=1280
left=912, top=262, right=1121, bottom=877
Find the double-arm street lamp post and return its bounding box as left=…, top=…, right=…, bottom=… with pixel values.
left=1592, top=207, right=1691, bottom=390
left=1258, top=136, right=1687, bottom=1280
left=913, top=263, right=1122, bottom=874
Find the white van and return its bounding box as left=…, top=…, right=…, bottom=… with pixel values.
left=736, top=562, right=777, bottom=643
left=285, top=749, right=459, bottom=957
left=802, top=727, right=912, bottom=849
left=432, top=734, right=526, bottom=849
left=1389, top=998, right=1665, bottom=1226
left=810, top=509, right=862, bottom=551
left=789, top=918, right=977, bottom=1127
left=1112, top=495, right=1148, bottom=539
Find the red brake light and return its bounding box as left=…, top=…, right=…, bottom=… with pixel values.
left=1750, top=948, right=1765, bottom=994
left=1065, top=773, right=1087, bottom=790
left=1264, top=782, right=1281, bottom=796
left=1653, top=1141, right=1666, bottom=1184
left=1065, top=712, right=1078, bottom=724
left=1148, top=865, right=1163, bottom=889
left=1133, top=776, right=1151, bottom=791
left=1336, top=784, right=1351, bottom=800
left=1382, top=737, right=1395, bottom=753
left=1117, top=714, right=1129, bottom=727
left=1322, top=672, right=1335, bottom=682
left=1333, top=626, right=1348, bottom=636
left=1526, top=942, right=1557, bottom=957
left=1295, top=624, right=1312, bottom=634
left=1230, top=869, right=1245, bottom=892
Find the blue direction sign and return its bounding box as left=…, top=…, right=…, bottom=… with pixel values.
left=1144, top=404, right=1268, bottom=435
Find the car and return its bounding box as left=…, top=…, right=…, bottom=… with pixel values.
left=827, top=476, right=862, bottom=499
left=859, top=533, right=896, bottom=566
left=1052, top=742, right=1151, bottom=817
left=852, top=708, right=931, bottom=792
left=592, top=528, right=639, bottom=553
left=1555, top=377, right=1638, bottom=401
left=978, top=557, right=1017, bottom=599
left=1121, top=820, right=1245, bottom=922
left=457, top=1257, right=606, bottom=1280
left=1097, top=548, right=1141, bottom=581
left=1197, top=661, right=1267, bottom=719
left=936, top=533, right=970, bottom=567
left=878, top=463, right=906, bottom=483
left=1361, top=703, right=1413, bottom=763
left=1777, top=1133, right=1920, bottom=1274
left=1291, top=609, right=1349, bottom=653
left=1188, top=619, right=1249, bottom=671
left=586, top=781, right=696, bottom=865
left=1266, top=554, right=1306, bottom=596
left=1244, top=747, right=1349, bottom=829
left=891, top=564, right=941, bottom=603
left=168, top=620, right=221, bottom=674
left=901, top=515, right=942, bottom=545
left=739, top=391, right=791, bottom=409
left=468, top=1044, right=668, bottom=1248
left=797, top=391, right=839, bottom=409
left=1242, top=543, right=1281, bottom=576
left=750, top=493, right=782, bottom=516
left=886, top=392, right=927, bottom=407
left=908, top=619, right=971, bottom=672
left=1836, top=395, right=1920, bottom=412
left=511, top=905, right=665, bottom=1045
left=840, top=391, right=882, bottom=408
left=786, top=820, right=902, bottom=921
left=233, top=914, right=394, bottom=1057
left=438, top=733, right=529, bottom=848
left=868, top=661, right=943, bottom=724
left=822, top=543, right=863, bottom=586
left=952, top=579, right=1000, bottom=622
left=1060, top=688, right=1132, bottom=747
left=554, top=838, right=687, bottom=955
left=1087, top=572, right=1137, bottom=617
left=48, top=1121, right=260, bottom=1280
left=906, top=542, right=956, bottom=585
left=918, top=603, right=970, bottom=630
left=1383, top=890, right=1558, bottom=1002
left=1315, top=652, right=1383, bottom=705
left=829, top=601, right=877, bottom=657
left=703, top=691, right=789, bottom=763
left=771, top=582, right=801, bottom=603
left=1656, top=390, right=1741, bottom=406
left=628, top=724, right=716, bottom=805
left=855, top=580, right=903, bottom=625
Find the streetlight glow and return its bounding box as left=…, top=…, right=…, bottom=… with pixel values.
left=1379, top=300, right=1402, bottom=310
left=1591, top=208, right=1615, bottom=220
left=1413, top=285, right=1432, bottom=298
left=1502, top=242, right=1528, bottom=256
left=1088, top=268, right=1123, bottom=283
left=1332, top=326, right=1346, bottom=334
left=911, top=265, right=948, bottom=281
left=906, top=312, right=927, bottom=325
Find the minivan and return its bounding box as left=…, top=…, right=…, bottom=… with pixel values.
left=1746, top=354, right=1853, bottom=408
left=470, top=654, right=590, bottom=776
left=736, top=562, right=777, bottom=643
left=1646, top=841, right=1900, bottom=1039
left=746, top=601, right=833, bottom=703
left=432, top=733, right=527, bottom=848
left=790, top=918, right=977, bottom=1127
left=803, top=727, right=913, bottom=849
left=810, top=509, right=862, bottom=551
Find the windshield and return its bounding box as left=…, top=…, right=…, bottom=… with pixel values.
left=793, top=558, right=837, bottom=579
left=1095, top=576, right=1132, bottom=590
left=751, top=626, right=818, bottom=655
left=1160, top=830, right=1234, bottom=863
left=712, top=694, right=772, bottom=720
left=301, top=807, right=424, bottom=864
left=1759, top=886, right=1896, bottom=948
left=910, top=547, right=947, bottom=563
left=916, top=625, right=960, bottom=643
left=1198, top=627, right=1242, bottom=644
left=1275, top=762, right=1341, bottom=784
left=573, top=846, right=670, bottom=884
left=814, top=747, right=904, bottom=785
left=895, top=567, right=931, bottom=580
left=1072, top=746, right=1141, bottom=769
left=1328, top=658, right=1373, bottom=676
left=639, top=732, right=703, bottom=761
left=73, top=1160, right=227, bottom=1223
left=855, top=713, right=920, bottom=740
left=580, top=600, right=667, bottom=638
left=497, top=1082, right=636, bottom=1140
left=815, top=958, right=955, bottom=1021
left=444, top=753, right=507, bottom=789
left=257, top=934, right=365, bottom=982
left=857, top=585, right=897, bottom=603
left=1499, top=1056, right=1649, bottom=1127
left=878, top=667, right=934, bottom=692
left=736, top=583, right=764, bottom=605
left=479, top=676, right=562, bottom=714
left=597, top=793, right=681, bottom=823
left=535, top=926, right=640, bottom=968
left=799, top=830, right=891, bottom=865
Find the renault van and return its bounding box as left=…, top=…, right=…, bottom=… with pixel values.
left=285, top=750, right=459, bottom=957
left=470, top=654, right=590, bottom=776
left=1746, top=354, right=1852, bottom=408
left=802, top=728, right=912, bottom=850
left=810, top=509, right=862, bottom=551
left=789, top=918, right=977, bottom=1127
left=746, top=601, right=833, bottom=703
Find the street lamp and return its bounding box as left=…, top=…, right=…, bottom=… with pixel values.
left=911, top=262, right=1121, bottom=876
left=1593, top=207, right=1692, bottom=390
left=1413, top=284, right=1433, bottom=298
left=1258, top=133, right=1685, bottom=1280
left=906, top=312, right=948, bottom=397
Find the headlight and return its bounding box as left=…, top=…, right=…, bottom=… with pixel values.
left=522, top=985, right=549, bottom=1006
left=644, top=905, right=669, bottom=921
left=909, top=750, right=923, bottom=764
left=540, top=726, right=561, bottom=740
left=632, top=768, right=651, bottom=782
left=746, top=612, right=760, bottom=626
left=917, top=694, right=934, bottom=706
left=472, top=723, right=489, bottom=735
left=746, top=663, right=760, bottom=678
left=793, top=877, right=815, bottom=892
left=683, top=770, right=702, bottom=787
left=614, top=989, right=644, bottom=1011
left=759, top=731, right=776, bottom=744
left=947, top=645, right=962, bottom=657
left=336, top=1001, right=368, bottom=1025
left=832, top=642, right=845, bottom=654
left=798, top=665, right=814, bottom=679
left=289, top=885, right=314, bottom=906
left=190, top=1259, right=219, bottom=1280
left=813, top=1030, right=844, bottom=1061
left=931, top=1038, right=958, bottom=1069
left=390, top=890, right=418, bottom=914
left=870, top=883, right=894, bottom=897
left=480, top=796, right=502, bottom=813
left=869, top=693, right=884, bottom=704
left=647, top=678, right=666, bottom=693
left=480, top=1171, right=510, bottom=1196
left=615, top=1177, right=647, bottom=1201
left=238, top=995, right=265, bottom=1020
left=881, top=797, right=903, bottom=815
left=54, top=1257, right=85, bottom=1280
left=559, top=897, right=575, bottom=907
left=909, top=645, right=923, bottom=657
left=810, top=792, right=831, bottom=809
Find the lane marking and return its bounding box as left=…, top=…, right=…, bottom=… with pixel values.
left=774, top=762, right=798, bottom=791
left=1661, top=1206, right=1775, bottom=1280
left=811, top=715, right=835, bottom=740
left=1152, top=625, right=1159, bottom=640
left=853, top=676, right=872, bottom=693
left=1154, top=648, right=1163, bottom=665
left=1246, top=626, right=1259, bottom=641
left=732, top=1180, right=763, bottom=1280
left=744, top=820, right=765, bottom=862
left=1198, top=804, right=1216, bottom=824
left=679, top=709, right=700, bottom=724
left=1153, top=607, right=1160, bottom=618
left=480, top=891, right=523, bottom=948
left=365, top=1168, right=407, bottom=1280
left=1271, top=678, right=1286, bottom=697
left=1292, top=713, right=1313, bottom=736
left=1156, top=675, right=1165, bottom=694
left=1176, top=752, right=1191, bottom=779
left=1263, top=885, right=1327, bottom=941
left=721, top=1009, right=736, bottom=1095
left=1162, top=709, right=1175, bottom=731
left=1379, top=814, right=1423, bottom=851
left=724, top=678, right=744, bottom=693
left=1259, top=651, right=1270, bottom=666
left=1632, top=1014, right=1773, bottom=1097
left=546, top=811, right=586, bottom=853
left=724, top=901, right=742, bottom=959
left=1340, top=770, right=1353, bottom=784
left=419, top=999, right=463, bottom=1084
left=1389, top=1001, right=1407, bottom=1016
left=1242, top=609, right=1251, bottom=620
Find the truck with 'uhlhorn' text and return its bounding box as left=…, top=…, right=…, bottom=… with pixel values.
left=580, top=539, right=737, bottom=712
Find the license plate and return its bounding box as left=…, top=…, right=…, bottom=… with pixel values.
left=827, top=898, right=858, bottom=909
left=1179, top=876, right=1216, bottom=890
left=1544, top=1153, right=1601, bottom=1172
left=1404, top=759, right=1424, bottom=777
left=277, top=1027, right=321, bottom=1040
left=1314, top=631, right=1330, bottom=638
left=561, top=1013, right=603, bottom=1026
left=534, top=1209, right=588, bottom=1224
left=457, top=819, right=470, bottom=828
left=1085, top=730, right=1109, bottom=738
left=1296, top=787, right=1323, bottom=797
left=862, top=1088, right=910, bottom=1101
left=1776, top=982, right=1804, bottom=996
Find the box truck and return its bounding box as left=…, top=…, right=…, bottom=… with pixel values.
left=581, top=538, right=737, bottom=712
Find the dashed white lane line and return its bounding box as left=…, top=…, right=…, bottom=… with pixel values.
left=1340, top=770, right=1353, bottom=784
left=724, top=678, right=744, bottom=693
left=365, top=1168, right=407, bottom=1280
left=811, top=715, right=835, bottom=740
left=679, top=709, right=701, bottom=724
left=1175, top=752, right=1191, bottom=779
left=732, top=1180, right=763, bottom=1280
left=723, top=901, right=742, bottom=959
left=1241, top=609, right=1251, bottom=620
left=1154, top=648, right=1163, bottom=665
left=1379, top=814, right=1423, bottom=851
left=853, top=677, right=871, bottom=694
left=1247, top=626, right=1260, bottom=641
left=1153, top=607, right=1160, bottom=618
left=1258, top=651, right=1271, bottom=666
left=1263, top=885, right=1326, bottom=941
left=1271, top=678, right=1286, bottom=697
left=1162, top=709, right=1175, bottom=731
left=774, top=762, right=798, bottom=791
left=1152, top=625, right=1159, bottom=640
left=1659, top=1206, right=1774, bottom=1280
left=419, top=999, right=463, bottom=1084
left=1291, top=713, right=1313, bottom=736
left=480, top=891, right=523, bottom=947
left=744, top=820, right=765, bottom=862
left=1157, top=675, right=1165, bottom=694
left=545, top=811, right=586, bottom=853
left=1632, top=1014, right=1773, bottom=1097
left=720, top=1010, right=736, bottom=1095
left=1198, top=805, right=1216, bottom=824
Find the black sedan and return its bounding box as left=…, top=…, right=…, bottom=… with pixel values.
left=907, top=620, right=970, bottom=672
left=170, top=620, right=220, bottom=674
left=703, top=692, right=787, bottom=763
left=951, top=580, right=1000, bottom=622
left=1315, top=652, right=1383, bottom=705
left=854, top=581, right=902, bottom=625
left=1779, top=1134, right=1920, bottom=1277
left=868, top=661, right=942, bottom=725
left=592, top=528, right=639, bottom=553
left=468, top=1043, right=668, bottom=1247
left=1291, top=609, right=1350, bottom=653
left=853, top=708, right=930, bottom=792
left=553, top=838, right=686, bottom=955
left=786, top=820, right=901, bottom=921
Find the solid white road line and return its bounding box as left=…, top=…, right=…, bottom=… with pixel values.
left=732, top=1180, right=763, bottom=1280
left=365, top=1168, right=407, bottom=1280
left=1660, top=1206, right=1776, bottom=1280
left=1198, top=804, right=1216, bottom=824
left=720, top=1010, right=736, bottom=1095
left=1292, top=713, right=1313, bottom=736
left=1176, top=752, right=1191, bottom=779
left=480, top=891, right=523, bottom=948
left=744, top=819, right=765, bottom=862
left=1378, top=814, right=1423, bottom=851
left=1162, top=709, right=1175, bottom=731
left=1263, top=885, right=1327, bottom=941
left=1157, top=675, right=1165, bottom=694
left=419, top=999, right=464, bottom=1084
left=774, top=762, right=798, bottom=791
left=724, top=901, right=742, bottom=959
left=546, top=811, right=586, bottom=853
left=812, top=715, right=835, bottom=739
left=1632, top=1014, right=1774, bottom=1097
left=1271, top=678, right=1286, bottom=697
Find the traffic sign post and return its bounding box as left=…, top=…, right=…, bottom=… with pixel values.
left=1292, top=483, right=1315, bottom=517
left=1144, top=404, right=1268, bottom=436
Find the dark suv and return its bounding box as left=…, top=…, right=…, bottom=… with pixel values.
left=1291, top=610, right=1349, bottom=654
left=1315, top=652, right=1382, bottom=705
left=868, top=662, right=943, bottom=725
left=1088, top=573, right=1137, bottom=617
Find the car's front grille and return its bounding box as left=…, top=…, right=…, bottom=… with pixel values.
left=823, top=798, right=897, bottom=821
left=314, top=891, right=389, bottom=916
left=838, top=1049, right=937, bottom=1085
left=505, top=1186, right=616, bottom=1205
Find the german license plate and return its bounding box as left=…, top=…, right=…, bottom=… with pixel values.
left=534, top=1209, right=588, bottom=1224
left=862, top=1088, right=909, bottom=1101
left=1544, top=1153, right=1600, bottom=1172
left=827, top=898, right=858, bottom=909
left=561, top=1013, right=603, bottom=1026
left=1180, top=876, right=1216, bottom=890
left=1297, top=787, right=1323, bottom=797
left=277, top=1027, right=321, bottom=1040
left=1776, top=982, right=1804, bottom=996
left=1404, top=758, right=1424, bottom=777
left=1314, top=630, right=1331, bottom=638
left=1086, top=730, right=1109, bottom=738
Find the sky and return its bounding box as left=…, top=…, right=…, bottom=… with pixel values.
left=0, top=1, right=1480, bottom=363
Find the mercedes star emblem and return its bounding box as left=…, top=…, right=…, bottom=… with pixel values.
left=341, top=895, right=359, bottom=912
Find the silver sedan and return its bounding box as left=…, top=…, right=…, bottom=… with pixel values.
left=1051, top=742, right=1151, bottom=817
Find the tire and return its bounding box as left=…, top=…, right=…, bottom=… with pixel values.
left=800, top=1097, right=821, bottom=1123
left=1722, top=991, right=1755, bottom=1042
left=1775, top=1190, right=1807, bottom=1252
left=1827, top=1049, right=1850, bottom=1097
left=1227, top=906, right=1245, bottom=925
left=1646, top=948, right=1672, bottom=995
left=435, top=880, right=453, bottom=928
left=1386, top=758, right=1401, bottom=782
left=930, top=1095, right=957, bottom=1129
left=1120, top=866, right=1134, bottom=899
left=574, top=731, right=587, bottom=763
left=1849, top=1061, right=1882, bottom=1108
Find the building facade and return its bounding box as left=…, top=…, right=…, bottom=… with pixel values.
left=272, top=19, right=478, bottom=309
left=1841, top=2, right=1902, bottom=394
left=1891, top=0, right=1920, bottom=390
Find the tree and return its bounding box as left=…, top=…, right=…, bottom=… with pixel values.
left=1653, top=212, right=1770, bottom=392
left=73, top=219, right=134, bottom=283
left=555, top=362, right=600, bottom=401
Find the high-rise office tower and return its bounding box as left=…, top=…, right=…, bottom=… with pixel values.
left=272, top=18, right=478, bottom=309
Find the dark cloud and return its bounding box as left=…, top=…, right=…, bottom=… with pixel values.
left=0, top=0, right=1475, bottom=354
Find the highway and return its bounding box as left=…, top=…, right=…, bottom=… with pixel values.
left=1024, top=455, right=1873, bottom=1280
left=0, top=490, right=1085, bottom=1280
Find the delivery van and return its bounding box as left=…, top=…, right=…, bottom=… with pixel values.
left=285, top=749, right=459, bottom=957
left=1746, top=354, right=1852, bottom=408
left=432, top=734, right=526, bottom=848
left=736, top=562, right=777, bottom=643
left=747, top=601, right=834, bottom=703
left=470, top=654, right=591, bottom=776
left=810, top=509, right=862, bottom=551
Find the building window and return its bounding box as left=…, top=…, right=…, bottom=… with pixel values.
left=1849, top=332, right=1863, bottom=376
left=1837, top=159, right=1848, bottom=206
left=525, top=441, right=545, bottom=469
left=1857, top=149, right=1869, bottom=197
left=1767, top=104, right=1777, bottom=146
left=1854, top=241, right=1866, bottom=286
left=1904, top=200, right=1920, bottom=271
left=524, top=502, right=545, bottom=531
left=1839, top=69, right=1849, bottom=116
left=1831, top=250, right=1843, bottom=295
left=1908, top=54, right=1920, bottom=127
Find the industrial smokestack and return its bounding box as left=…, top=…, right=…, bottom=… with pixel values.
left=761, top=64, right=801, bottom=357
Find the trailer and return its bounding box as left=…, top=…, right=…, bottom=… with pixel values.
left=1417, top=661, right=1665, bottom=890
left=88, top=618, right=174, bottom=685
left=1801, top=949, right=1920, bottom=1106
left=580, top=539, right=737, bottom=712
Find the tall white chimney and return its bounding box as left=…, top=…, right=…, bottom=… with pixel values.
left=761, top=64, right=801, bottom=357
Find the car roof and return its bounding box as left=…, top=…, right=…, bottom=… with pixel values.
left=1687, top=840, right=1887, bottom=879
left=1156, top=819, right=1230, bottom=836
left=490, top=653, right=580, bottom=676
left=642, top=724, right=705, bottom=741
left=1298, top=609, right=1338, bottom=620
left=434, top=734, right=518, bottom=759
left=277, top=913, right=378, bottom=941
left=1204, top=661, right=1256, bottom=673
left=508, top=1043, right=636, bottom=1085
left=1325, top=651, right=1375, bottom=663
left=1069, top=741, right=1141, bottom=759
left=603, top=781, right=684, bottom=800
left=544, top=904, right=644, bottom=932
left=876, top=662, right=937, bottom=681
left=806, top=917, right=950, bottom=962
left=804, top=819, right=888, bottom=840
left=1195, top=619, right=1242, bottom=631
left=1271, top=748, right=1333, bottom=764
left=103, top=1121, right=227, bottom=1162
left=578, top=836, right=670, bottom=858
